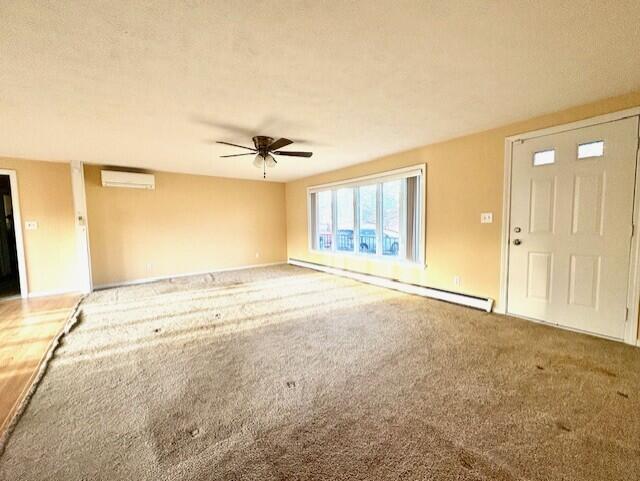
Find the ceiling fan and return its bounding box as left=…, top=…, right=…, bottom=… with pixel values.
left=217, top=136, right=313, bottom=179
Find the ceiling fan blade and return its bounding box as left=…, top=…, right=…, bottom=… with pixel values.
left=220, top=153, right=255, bottom=158
left=268, top=138, right=293, bottom=151
left=273, top=151, right=313, bottom=157
left=216, top=141, right=257, bottom=152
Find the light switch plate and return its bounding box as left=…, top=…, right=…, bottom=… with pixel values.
left=480, top=212, right=493, bottom=224
left=25, top=221, right=38, bottom=230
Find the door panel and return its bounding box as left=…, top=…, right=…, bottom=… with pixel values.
left=529, top=178, right=556, bottom=233
left=507, top=116, right=639, bottom=339
left=527, top=252, right=552, bottom=301
left=568, top=254, right=600, bottom=308
left=571, top=173, right=604, bottom=235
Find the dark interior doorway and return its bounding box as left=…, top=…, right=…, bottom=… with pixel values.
left=0, top=175, right=20, bottom=298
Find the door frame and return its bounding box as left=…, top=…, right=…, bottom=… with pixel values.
left=497, top=107, right=640, bottom=346
left=0, top=169, right=28, bottom=298
left=70, top=161, right=93, bottom=293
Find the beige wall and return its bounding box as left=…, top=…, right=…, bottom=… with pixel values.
left=286, top=91, right=640, bottom=317
left=85, top=165, right=287, bottom=286
left=0, top=157, right=78, bottom=295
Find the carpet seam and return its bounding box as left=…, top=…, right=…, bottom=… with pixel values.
left=0, top=295, right=86, bottom=457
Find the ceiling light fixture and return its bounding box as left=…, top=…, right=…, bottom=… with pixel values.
left=253, top=153, right=276, bottom=178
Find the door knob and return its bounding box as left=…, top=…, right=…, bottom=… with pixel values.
left=513, top=239, right=522, bottom=246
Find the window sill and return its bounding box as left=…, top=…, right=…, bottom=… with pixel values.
left=308, top=249, right=426, bottom=269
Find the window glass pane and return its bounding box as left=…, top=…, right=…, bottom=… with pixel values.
left=336, top=188, right=354, bottom=251
left=533, top=149, right=555, bottom=166
left=382, top=180, right=401, bottom=256
left=578, top=140, right=604, bottom=159
left=358, top=184, right=377, bottom=254
left=317, top=190, right=332, bottom=250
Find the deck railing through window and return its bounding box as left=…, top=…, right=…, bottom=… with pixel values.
left=321, top=231, right=399, bottom=255
left=318, top=233, right=331, bottom=250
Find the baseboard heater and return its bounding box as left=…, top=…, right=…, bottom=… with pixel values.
left=288, top=258, right=494, bottom=312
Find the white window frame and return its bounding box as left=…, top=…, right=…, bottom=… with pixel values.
left=313, top=189, right=334, bottom=252
left=307, top=164, right=426, bottom=266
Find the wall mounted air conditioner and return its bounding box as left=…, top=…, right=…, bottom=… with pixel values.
left=101, top=170, right=155, bottom=190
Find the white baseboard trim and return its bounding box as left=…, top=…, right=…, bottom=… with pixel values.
left=94, top=261, right=287, bottom=290
left=289, top=258, right=494, bottom=312
left=27, top=289, right=81, bottom=299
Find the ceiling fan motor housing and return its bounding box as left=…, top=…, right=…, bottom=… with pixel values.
left=253, top=136, right=274, bottom=156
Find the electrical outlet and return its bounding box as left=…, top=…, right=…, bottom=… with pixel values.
left=25, top=221, right=38, bottom=230
left=255, top=252, right=260, bottom=258
left=480, top=212, right=493, bottom=224
left=453, top=275, right=461, bottom=287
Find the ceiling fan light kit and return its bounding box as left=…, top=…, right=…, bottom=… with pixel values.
left=252, top=153, right=276, bottom=169
left=217, top=136, right=313, bottom=179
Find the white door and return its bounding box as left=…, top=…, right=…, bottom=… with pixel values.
left=507, top=116, right=639, bottom=339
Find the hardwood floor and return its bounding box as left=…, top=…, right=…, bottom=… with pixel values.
left=0, top=294, right=80, bottom=434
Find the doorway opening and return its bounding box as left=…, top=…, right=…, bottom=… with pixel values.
left=0, top=175, right=20, bottom=298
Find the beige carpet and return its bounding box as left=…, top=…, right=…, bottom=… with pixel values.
left=0, top=264, right=639, bottom=480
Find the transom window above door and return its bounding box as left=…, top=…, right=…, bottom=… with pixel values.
left=308, top=166, right=425, bottom=263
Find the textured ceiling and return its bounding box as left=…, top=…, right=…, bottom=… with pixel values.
left=1, top=1, right=640, bottom=182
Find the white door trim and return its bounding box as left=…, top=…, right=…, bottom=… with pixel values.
left=0, top=169, right=28, bottom=298
left=498, top=106, right=640, bottom=346
left=625, top=120, right=640, bottom=345
left=70, top=161, right=93, bottom=293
